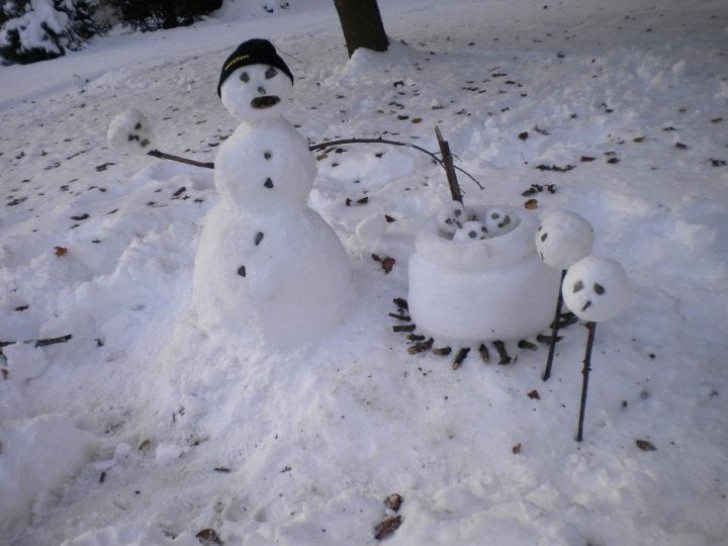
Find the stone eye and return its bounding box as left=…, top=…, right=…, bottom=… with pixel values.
left=491, top=213, right=500, bottom=220
left=594, top=283, right=605, bottom=295
left=540, top=232, right=548, bottom=242
left=573, top=280, right=584, bottom=293
left=239, top=71, right=250, bottom=83
left=454, top=209, right=462, bottom=217
left=265, top=67, right=278, bottom=79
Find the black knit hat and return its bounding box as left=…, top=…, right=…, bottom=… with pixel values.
left=217, top=39, right=294, bottom=97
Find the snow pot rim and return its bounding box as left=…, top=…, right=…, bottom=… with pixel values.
left=414, top=204, right=539, bottom=272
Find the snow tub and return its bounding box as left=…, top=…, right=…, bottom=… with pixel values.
left=407, top=205, right=561, bottom=344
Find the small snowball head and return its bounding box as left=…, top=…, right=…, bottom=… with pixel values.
left=562, top=255, right=630, bottom=322
left=453, top=220, right=487, bottom=242
left=437, top=201, right=466, bottom=235
left=484, top=207, right=514, bottom=236
left=107, top=109, right=155, bottom=154
left=536, top=210, right=594, bottom=270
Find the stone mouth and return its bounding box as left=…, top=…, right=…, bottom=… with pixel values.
left=251, top=96, right=281, bottom=109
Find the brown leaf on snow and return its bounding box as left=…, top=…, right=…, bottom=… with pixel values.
left=527, top=390, right=540, bottom=400
left=512, top=443, right=523, bottom=454
left=374, top=515, right=402, bottom=541
left=372, top=254, right=395, bottom=274
left=195, top=528, right=224, bottom=545
left=524, top=199, right=538, bottom=209
left=636, top=439, right=657, bottom=452
left=384, top=493, right=403, bottom=513
left=54, top=246, right=68, bottom=257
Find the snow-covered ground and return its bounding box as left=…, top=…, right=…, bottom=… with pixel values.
left=1, top=0, right=727, bottom=544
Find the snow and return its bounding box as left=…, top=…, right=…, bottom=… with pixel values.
left=1, top=0, right=727, bottom=544
left=0, top=0, right=70, bottom=59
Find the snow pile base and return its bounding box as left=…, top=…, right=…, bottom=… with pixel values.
left=0, top=414, right=95, bottom=529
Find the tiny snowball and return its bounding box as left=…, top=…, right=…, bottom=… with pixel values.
left=453, top=221, right=487, bottom=242
left=562, top=255, right=630, bottom=322
left=437, top=201, right=466, bottom=235
left=484, top=207, right=515, bottom=236
left=536, top=210, right=594, bottom=270
left=107, top=109, right=155, bottom=154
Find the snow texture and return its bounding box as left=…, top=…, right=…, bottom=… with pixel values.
left=0, top=0, right=727, bottom=544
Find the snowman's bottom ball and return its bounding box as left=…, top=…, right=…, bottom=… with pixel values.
left=192, top=204, right=352, bottom=350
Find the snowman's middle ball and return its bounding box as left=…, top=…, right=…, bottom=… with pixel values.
left=221, top=64, right=293, bottom=123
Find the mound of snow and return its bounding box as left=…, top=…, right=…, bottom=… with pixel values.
left=0, top=414, right=95, bottom=529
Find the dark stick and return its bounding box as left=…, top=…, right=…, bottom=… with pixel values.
left=542, top=269, right=567, bottom=381
left=33, top=334, right=73, bottom=348
left=434, top=126, right=464, bottom=202
left=576, top=321, right=597, bottom=442
left=1, top=335, right=73, bottom=348
left=309, top=135, right=483, bottom=190
left=452, top=347, right=470, bottom=370
left=147, top=149, right=214, bottom=169
left=145, top=137, right=485, bottom=191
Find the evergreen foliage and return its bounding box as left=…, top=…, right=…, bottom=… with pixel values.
left=109, top=0, right=222, bottom=32
left=0, top=0, right=105, bottom=64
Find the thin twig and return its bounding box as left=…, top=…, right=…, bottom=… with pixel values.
left=576, top=322, right=597, bottom=442
left=0, top=334, right=73, bottom=348
left=147, top=149, right=214, bottom=169
left=434, top=126, right=463, bottom=202
left=542, top=269, right=567, bottom=381
left=308, top=137, right=484, bottom=190
left=144, top=137, right=485, bottom=191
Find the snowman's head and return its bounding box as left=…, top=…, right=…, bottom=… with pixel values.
left=562, top=255, right=630, bottom=322
left=536, top=210, right=594, bottom=270
left=218, top=39, right=294, bottom=122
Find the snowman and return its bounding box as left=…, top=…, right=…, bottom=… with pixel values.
left=192, top=39, right=352, bottom=350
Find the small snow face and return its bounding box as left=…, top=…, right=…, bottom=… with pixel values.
left=562, top=255, right=630, bottom=322
left=483, top=206, right=515, bottom=237
left=106, top=109, right=155, bottom=154
left=408, top=205, right=560, bottom=343
left=536, top=210, right=594, bottom=270
left=437, top=201, right=466, bottom=235
left=220, top=64, right=293, bottom=123
left=453, top=220, right=487, bottom=242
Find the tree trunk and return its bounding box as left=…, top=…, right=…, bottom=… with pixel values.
left=333, top=0, right=389, bottom=57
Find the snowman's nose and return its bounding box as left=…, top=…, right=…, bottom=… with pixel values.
left=258, top=87, right=267, bottom=96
